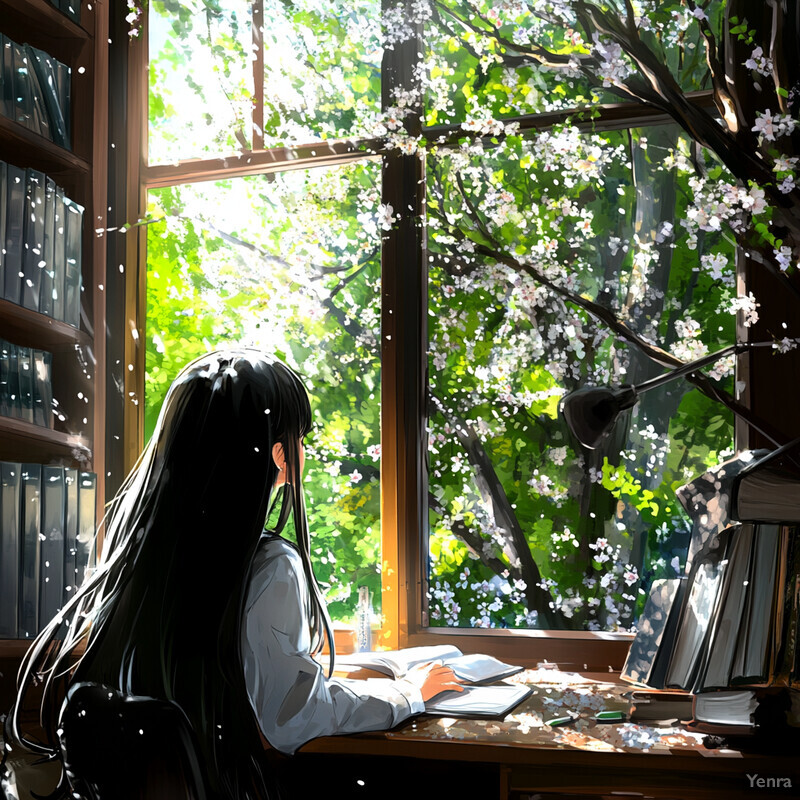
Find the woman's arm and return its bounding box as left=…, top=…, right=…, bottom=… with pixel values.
left=241, top=543, right=426, bottom=755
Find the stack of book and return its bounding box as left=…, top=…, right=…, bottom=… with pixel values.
left=1, top=160, right=84, bottom=326
left=0, top=337, right=54, bottom=428
left=0, top=35, right=71, bottom=148
left=622, top=447, right=800, bottom=735
left=0, top=463, right=96, bottom=640
left=45, top=0, right=81, bottom=24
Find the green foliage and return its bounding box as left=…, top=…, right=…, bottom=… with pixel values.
left=145, top=165, right=384, bottom=623
left=426, top=121, right=736, bottom=629
left=146, top=0, right=744, bottom=632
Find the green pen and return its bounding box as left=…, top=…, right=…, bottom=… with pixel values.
left=546, top=713, right=578, bottom=727
left=594, top=710, right=626, bottom=723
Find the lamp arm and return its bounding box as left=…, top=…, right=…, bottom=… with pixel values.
left=634, top=343, right=745, bottom=395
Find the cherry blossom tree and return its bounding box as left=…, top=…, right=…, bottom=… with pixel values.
left=144, top=0, right=799, bottom=631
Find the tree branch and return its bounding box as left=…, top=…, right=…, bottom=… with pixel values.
left=428, top=189, right=789, bottom=445
left=428, top=492, right=522, bottom=586
left=683, top=0, right=738, bottom=132
left=570, top=1, right=800, bottom=243
left=431, top=395, right=562, bottom=626
left=434, top=1, right=591, bottom=69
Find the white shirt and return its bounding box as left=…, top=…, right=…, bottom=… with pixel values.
left=241, top=535, right=425, bottom=755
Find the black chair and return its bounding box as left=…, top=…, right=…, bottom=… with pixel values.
left=58, top=683, right=209, bottom=800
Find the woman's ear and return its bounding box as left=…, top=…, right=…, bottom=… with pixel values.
left=272, top=442, right=286, bottom=487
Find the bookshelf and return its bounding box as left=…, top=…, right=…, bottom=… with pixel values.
left=0, top=0, right=107, bottom=662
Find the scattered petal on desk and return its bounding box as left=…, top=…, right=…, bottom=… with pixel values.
left=660, top=731, right=706, bottom=748
left=542, top=687, right=607, bottom=715
left=512, top=667, right=617, bottom=689
left=485, top=724, right=503, bottom=736
left=444, top=725, right=470, bottom=740
left=508, top=712, right=544, bottom=734
left=616, top=723, right=664, bottom=751
left=552, top=728, right=622, bottom=752
left=484, top=721, right=515, bottom=736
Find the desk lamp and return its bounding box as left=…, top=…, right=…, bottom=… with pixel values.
left=560, top=343, right=751, bottom=450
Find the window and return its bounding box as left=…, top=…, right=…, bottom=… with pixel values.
left=145, top=167, right=384, bottom=625
left=426, top=122, right=735, bottom=635
left=129, top=1, right=775, bottom=666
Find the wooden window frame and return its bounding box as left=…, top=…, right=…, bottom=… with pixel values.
left=124, top=0, right=730, bottom=672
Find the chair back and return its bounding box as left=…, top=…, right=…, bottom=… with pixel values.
left=58, top=682, right=209, bottom=800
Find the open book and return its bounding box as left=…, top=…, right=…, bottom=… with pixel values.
left=336, top=644, right=523, bottom=685
left=423, top=683, right=532, bottom=718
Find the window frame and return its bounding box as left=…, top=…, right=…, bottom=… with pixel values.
left=125, top=0, right=725, bottom=671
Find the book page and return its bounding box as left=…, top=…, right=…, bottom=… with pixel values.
left=701, top=525, right=754, bottom=690
left=666, top=558, right=726, bottom=690
left=337, top=645, right=462, bottom=677
left=740, top=524, right=781, bottom=683
left=621, top=578, right=682, bottom=687
left=424, top=684, right=532, bottom=718
left=445, top=653, right=522, bottom=684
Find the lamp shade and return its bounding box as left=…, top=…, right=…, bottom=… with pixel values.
left=559, top=385, right=639, bottom=449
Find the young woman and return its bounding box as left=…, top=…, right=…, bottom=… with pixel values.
left=2, top=349, right=461, bottom=799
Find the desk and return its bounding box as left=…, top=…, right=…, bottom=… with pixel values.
left=292, top=668, right=800, bottom=800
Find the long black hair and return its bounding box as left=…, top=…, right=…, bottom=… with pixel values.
left=2, top=349, right=333, bottom=799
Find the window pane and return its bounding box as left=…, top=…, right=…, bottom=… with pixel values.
left=149, top=0, right=254, bottom=164
left=144, top=162, right=383, bottom=624
left=423, top=2, right=712, bottom=127
left=260, top=0, right=382, bottom=147
left=426, top=123, right=735, bottom=631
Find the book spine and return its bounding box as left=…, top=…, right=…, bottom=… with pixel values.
left=0, top=339, right=10, bottom=418
left=40, top=350, right=54, bottom=429
left=738, top=525, right=785, bottom=687
left=779, top=527, right=800, bottom=687
left=23, top=45, right=50, bottom=142
left=665, top=527, right=735, bottom=692
left=4, top=163, right=26, bottom=304
left=54, top=60, right=71, bottom=150
left=53, top=185, right=66, bottom=321
left=63, top=0, right=81, bottom=26
left=0, top=461, right=22, bottom=638
left=21, top=168, right=46, bottom=312
left=0, top=36, right=10, bottom=120
left=63, top=198, right=84, bottom=328
left=700, top=524, right=756, bottom=691
left=31, top=348, right=46, bottom=427
left=16, top=346, right=34, bottom=424
left=29, top=48, right=67, bottom=148
left=63, top=467, right=79, bottom=603
left=39, top=466, right=65, bottom=631
left=40, top=176, right=57, bottom=316
left=12, top=42, right=33, bottom=131
left=6, top=343, right=20, bottom=420
left=0, top=160, right=6, bottom=292
left=76, top=472, right=97, bottom=590
left=19, top=463, right=42, bottom=639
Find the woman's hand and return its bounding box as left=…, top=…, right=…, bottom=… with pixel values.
left=404, top=662, right=465, bottom=702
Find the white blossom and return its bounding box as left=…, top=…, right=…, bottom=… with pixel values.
left=774, top=337, right=799, bottom=353
left=377, top=203, right=397, bottom=231
left=700, top=252, right=727, bottom=281
left=774, top=246, right=793, bottom=271
left=727, top=292, right=760, bottom=327
left=752, top=109, right=797, bottom=142
left=773, top=155, right=798, bottom=173
left=744, top=46, right=773, bottom=77
left=592, top=34, right=632, bottom=87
